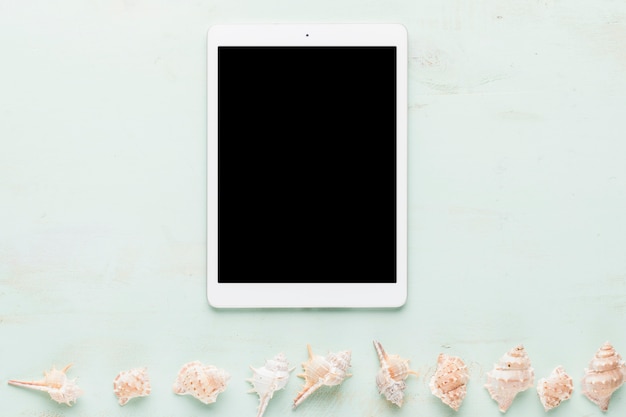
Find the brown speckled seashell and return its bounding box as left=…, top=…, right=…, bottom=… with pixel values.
left=113, top=367, right=151, bottom=406
left=536, top=366, right=573, bottom=411
left=173, top=361, right=230, bottom=405
left=429, top=353, right=469, bottom=411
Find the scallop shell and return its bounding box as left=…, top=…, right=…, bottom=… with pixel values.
left=8, top=364, right=83, bottom=406
left=292, top=344, right=352, bottom=408
left=581, top=341, right=626, bottom=411
left=113, top=367, right=151, bottom=406
left=172, top=361, right=230, bottom=405
left=247, top=353, right=294, bottom=417
left=536, top=366, right=573, bottom=411
left=484, top=345, right=534, bottom=412
left=429, top=353, right=469, bottom=411
left=373, top=340, right=417, bottom=407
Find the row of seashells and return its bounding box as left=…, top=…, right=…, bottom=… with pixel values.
left=5, top=341, right=625, bottom=414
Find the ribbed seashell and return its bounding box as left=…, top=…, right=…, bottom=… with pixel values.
left=113, top=367, right=151, bottom=406
left=247, top=353, right=294, bottom=417
left=429, top=353, right=469, bottom=411
left=536, top=366, right=573, bottom=411
left=484, top=345, right=534, bottom=412
left=8, top=364, right=83, bottom=406
left=373, top=340, right=417, bottom=407
left=293, top=344, right=352, bottom=408
left=581, top=341, right=626, bottom=411
left=172, top=361, right=230, bottom=405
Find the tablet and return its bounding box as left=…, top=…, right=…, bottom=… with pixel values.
left=207, top=24, right=407, bottom=308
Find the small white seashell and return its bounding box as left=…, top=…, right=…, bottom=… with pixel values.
left=373, top=340, right=417, bottom=407
left=8, top=364, right=83, bottom=406
left=484, top=345, right=534, bottom=412
left=113, top=367, right=151, bottom=406
left=293, top=344, right=352, bottom=408
left=247, top=353, right=294, bottom=417
left=581, top=341, right=626, bottom=411
left=172, top=361, right=230, bottom=405
left=429, top=353, right=469, bottom=411
left=536, top=366, right=573, bottom=411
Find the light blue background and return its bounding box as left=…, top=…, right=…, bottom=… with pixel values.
left=2, top=0, right=626, bottom=416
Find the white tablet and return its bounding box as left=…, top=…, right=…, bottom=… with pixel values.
left=207, top=24, right=407, bottom=308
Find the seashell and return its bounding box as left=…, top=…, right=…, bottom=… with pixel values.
left=484, top=345, right=534, bottom=412
left=8, top=364, right=83, bottom=406
left=536, top=366, right=573, bottom=411
left=247, top=353, right=294, bottom=417
left=293, top=344, right=352, bottom=408
left=373, top=340, right=418, bottom=407
left=172, top=361, right=230, bottom=405
left=113, top=367, right=151, bottom=406
left=429, top=353, right=469, bottom=411
left=581, top=341, right=626, bottom=411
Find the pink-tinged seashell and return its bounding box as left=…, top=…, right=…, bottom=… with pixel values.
left=293, top=344, right=352, bottom=408
left=373, top=340, right=417, bottom=407
left=429, top=353, right=469, bottom=411
left=172, top=361, right=230, bottom=405
left=536, top=366, right=573, bottom=411
left=247, top=353, right=294, bottom=417
left=113, top=367, right=151, bottom=406
left=581, top=341, right=626, bottom=411
left=8, top=364, right=83, bottom=406
left=484, top=345, right=534, bottom=412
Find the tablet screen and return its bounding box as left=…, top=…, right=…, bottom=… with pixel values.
left=217, top=46, right=397, bottom=284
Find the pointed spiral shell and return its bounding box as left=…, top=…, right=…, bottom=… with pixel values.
left=292, top=344, right=352, bottom=408
left=429, top=353, right=469, bottom=411
left=248, top=353, right=293, bottom=417
left=7, top=364, right=83, bottom=406
left=484, top=345, right=534, bottom=412
left=581, top=341, right=626, bottom=411
left=373, top=340, right=417, bottom=407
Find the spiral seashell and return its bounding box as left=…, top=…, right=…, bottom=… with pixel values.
left=8, top=364, right=83, bottom=406
left=172, top=361, right=230, bottom=405
left=247, top=353, right=294, bottom=417
left=484, top=345, right=534, bottom=412
left=293, top=344, right=352, bottom=408
left=373, top=340, right=417, bottom=407
left=113, top=367, right=151, bottom=406
left=429, top=353, right=469, bottom=411
left=536, top=366, right=573, bottom=411
left=581, top=341, right=626, bottom=411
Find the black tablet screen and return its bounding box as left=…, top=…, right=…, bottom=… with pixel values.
left=217, top=46, right=397, bottom=284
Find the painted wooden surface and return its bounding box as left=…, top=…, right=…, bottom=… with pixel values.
left=2, top=0, right=626, bottom=415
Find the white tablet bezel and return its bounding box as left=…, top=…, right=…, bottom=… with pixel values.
left=207, top=24, right=408, bottom=308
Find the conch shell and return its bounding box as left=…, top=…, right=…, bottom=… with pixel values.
left=484, top=345, right=534, bottom=412
left=247, top=353, right=294, bottom=417
left=172, top=361, right=230, bottom=405
left=581, top=341, right=626, bottom=411
left=536, top=366, right=573, bottom=411
left=8, top=364, right=83, bottom=406
left=429, top=353, right=469, bottom=411
left=113, top=367, right=151, bottom=406
left=293, top=344, right=352, bottom=408
left=373, top=340, right=417, bottom=407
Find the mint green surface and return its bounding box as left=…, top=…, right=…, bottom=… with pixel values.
left=2, top=1, right=626, bottom=416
